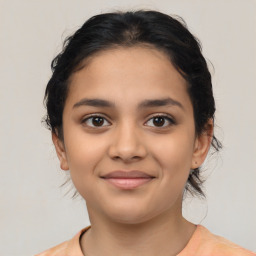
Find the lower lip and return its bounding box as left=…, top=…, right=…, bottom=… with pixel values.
left=103, top=177, right=153, bottom=189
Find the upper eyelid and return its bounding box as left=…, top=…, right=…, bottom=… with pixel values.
left=82, top=113, right=111, bottom=122
left=147, top=113, right=174, bottom=119
left=81, top=112, right=174, bottom=120
left=146, top=113, right=175, bottom=122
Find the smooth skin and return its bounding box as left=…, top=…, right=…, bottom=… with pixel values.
left=53, top=46, right=213, bottom=256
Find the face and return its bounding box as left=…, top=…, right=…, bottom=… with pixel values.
left=53, top=46, right=211, bottom=224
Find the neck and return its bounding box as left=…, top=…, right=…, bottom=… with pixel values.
left=80, top=206, right=196, bottom=256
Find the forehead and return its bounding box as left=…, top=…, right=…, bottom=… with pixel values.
left=72, top=46, right=182, bottom=84
left=66, top=46, right=192, bottom=111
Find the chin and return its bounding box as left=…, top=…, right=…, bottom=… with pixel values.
left=104, top=204, right=158, bottom=225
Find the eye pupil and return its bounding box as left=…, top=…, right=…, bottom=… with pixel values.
left=92, top=117, right=104, bottom=126
left=153, top=117, right=165, bottom=126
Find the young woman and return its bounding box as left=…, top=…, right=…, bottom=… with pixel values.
left=36, top=10, right=255, bottom=256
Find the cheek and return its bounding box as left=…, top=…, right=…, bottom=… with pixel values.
left=136, top=131, right=195, bottom=214
left=151, top=130, right=195, bottom=177
left=64, top=131, right=108, bottom=191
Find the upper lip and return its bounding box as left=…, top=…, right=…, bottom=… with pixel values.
left=101, top=170, right=155, bottom=179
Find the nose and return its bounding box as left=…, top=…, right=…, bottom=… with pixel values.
left=108, top=122, right=147, bottom=162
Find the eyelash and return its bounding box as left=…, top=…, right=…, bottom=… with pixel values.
left=81, top=114, right=176, bottom=128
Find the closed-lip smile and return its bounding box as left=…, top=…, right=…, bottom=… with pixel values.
left=101, top=170, right=155, bottom=189
left=101, top=170, right=155, bottom=179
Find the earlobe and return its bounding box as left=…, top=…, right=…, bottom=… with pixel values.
left=191, top=120, right=213, bottom=169
left=52, top=132, right=69, bottom=171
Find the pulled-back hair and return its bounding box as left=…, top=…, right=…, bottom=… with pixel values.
left=44, top=10, right=222, bottom=197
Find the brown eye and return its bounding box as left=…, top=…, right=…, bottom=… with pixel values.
left=145, top=115, right=175, bottom=128
left=92, top=117, right=104, bottom=126
left=153, top=116, right=165, bottom=127
left=82, top=115, right=110, bottom=127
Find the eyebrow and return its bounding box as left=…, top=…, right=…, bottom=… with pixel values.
left=138, top=97, right=183, bottom=109
left=73, top=97, right=183, bottom=110
left=73, top=98, right=114, bottom=108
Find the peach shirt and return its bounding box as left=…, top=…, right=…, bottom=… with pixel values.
left=35, top=225, right=255, bottom=256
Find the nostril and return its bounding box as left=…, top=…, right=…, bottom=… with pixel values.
left=107, top=136, right=148, bottom=161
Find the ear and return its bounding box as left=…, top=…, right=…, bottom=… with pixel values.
left=52, top=132, right=69, bottom=171
left=191, top=119, right=213, bottom=169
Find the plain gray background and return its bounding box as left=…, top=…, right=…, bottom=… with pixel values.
left=0, top=0, right=255, bottom=255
